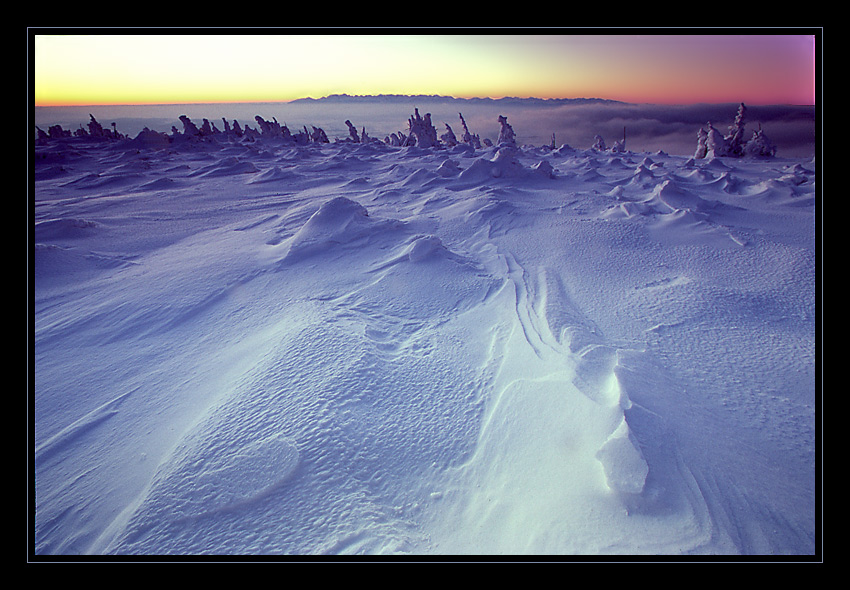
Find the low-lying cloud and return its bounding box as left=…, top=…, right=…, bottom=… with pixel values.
left=35, top=99, right=816, bottom=158
left=500, top=102, right=816, bottom=157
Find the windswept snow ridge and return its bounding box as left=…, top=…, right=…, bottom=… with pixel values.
left=33, top=111, right=817, bottom=557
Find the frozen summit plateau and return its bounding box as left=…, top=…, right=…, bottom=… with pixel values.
left=32, top=103, right=818, bottom=557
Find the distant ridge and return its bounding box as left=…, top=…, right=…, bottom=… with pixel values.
left=290, top=94, right=624, bottom=106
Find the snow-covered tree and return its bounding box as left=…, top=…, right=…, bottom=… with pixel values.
left=497, top=115, right=516, bottom=147
left=441, top=123, right=458, bottom=146
left=311, top=126, right=329, bottom=143
left=458, top=113, right=481, bottom=149
left=696, top=103, right=774, bottom=158
left=345, top=120, right=360, bottom=143
left=179, top=115, right=200, bottom=137
left=744, top=124, right=777, bottom=158
left=254, top=116, right=291, bottom=140
left=403, top=108, right=438, bottom=148
left=592, top=135, right=606, bottom=151
left=695, top=126, right=708, bottom=159
left=725, top=102, right=748, bottom=157
left=704, top=122, right=729, bottom=157
left=87, top=114, right=105, bottom=137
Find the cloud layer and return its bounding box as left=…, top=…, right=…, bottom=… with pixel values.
left=35, top=100, right=816, bottom=158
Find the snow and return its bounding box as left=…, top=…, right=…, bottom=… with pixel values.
left=32, top=110, right=818, bottom=558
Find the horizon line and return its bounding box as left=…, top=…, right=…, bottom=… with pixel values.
left=34, top=93, right=816, bottom=109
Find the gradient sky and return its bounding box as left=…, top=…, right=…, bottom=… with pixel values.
left=32, top=33, right=817, bottom=107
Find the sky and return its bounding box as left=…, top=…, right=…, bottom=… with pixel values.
left=32, top=32, right=817, bottom=107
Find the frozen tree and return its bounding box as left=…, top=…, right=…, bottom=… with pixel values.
left=497, top=115, right=516, bottom=147
left=311, top=126, right=329, bottom=143
left=386, top=132, right=406, bottom=147
left=592, top=135, right=606, bottom=151
left=345, top=120, right=360, bottom=143
left=458, top=112, right=481, bottom=149
left=87, top=114, right=105, bottom=137
left=254, top=116, right=291, bottom=139
left=696, top=103, right=767, bottom=159
left=48, top=124, right=70, bottom=139
left=441, top=123, right=458, bottom=146
left=725, top=102, right=748, bottom=157
left=242, top=125, right=261, bottom=141
left=179, top=115, right=200, bottom=137
left=404, top=108, right=438, bottom=148
left=695, top=127, right=708, bottom=159
left=745, top=124, right=777, bottom=158
left=704, top=122, right=729, bottom=157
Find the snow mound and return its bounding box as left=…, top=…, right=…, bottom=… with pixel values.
left=281, top=196, right=381, bottom=262
left=651, top=179, right=717, bottom=213
left=35, top=217, right=99, bottom=241
left=189, top=156, right=260, bottom=178
left=406, top=234, right=449, bottom=262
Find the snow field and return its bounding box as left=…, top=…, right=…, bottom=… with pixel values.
left=33, top=129, right=817, bottom=556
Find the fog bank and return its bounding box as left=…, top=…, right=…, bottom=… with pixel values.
left=34, top=99, right=816, bottom=157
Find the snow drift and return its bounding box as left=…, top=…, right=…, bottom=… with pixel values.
left=32, top=110, right=817, bottom=558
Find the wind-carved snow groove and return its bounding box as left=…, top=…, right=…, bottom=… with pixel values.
left=36, top=388, right=138, bottom=463
left=501, top=254, right=651, bottom=497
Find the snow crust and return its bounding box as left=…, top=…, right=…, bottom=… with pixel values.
left=32, top=112, right=817, bottom=558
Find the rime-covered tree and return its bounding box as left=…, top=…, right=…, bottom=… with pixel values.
left=441, top=123, right=458, bottom=146
left=592, top=135, right=606, bottom=151
left=179, top=115, right=200, bottom=137
left=458, top=113, right=481, bottom=149
left=695, top=127, right=708, bottom=159
left=745, top=124, right=777, bottom=158
left=725, top=102, right=748, bottom=157
left=403, top=108, right=438, bottom=148
left=497, top=115, right=516, bottom=147
left=705, top=122, right=729, bottom=157
left=345, top=120, right=360, bottom=143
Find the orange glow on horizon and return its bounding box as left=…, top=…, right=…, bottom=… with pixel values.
left=33, top=34, right=816, bottom=108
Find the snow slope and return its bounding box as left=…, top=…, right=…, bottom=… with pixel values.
left=32, top=123, right=818, bottom=557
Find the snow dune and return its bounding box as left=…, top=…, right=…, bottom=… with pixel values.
left=32, top=120, right=817, bottom=557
